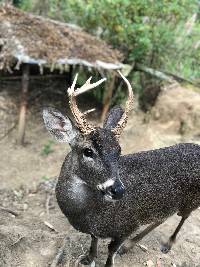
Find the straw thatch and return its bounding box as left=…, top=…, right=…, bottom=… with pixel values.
left=0, top=5, right=123, bottom=72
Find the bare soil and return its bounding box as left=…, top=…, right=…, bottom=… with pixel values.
left=0, top=81, right=200, bottom=267
left=0, top=182, right=200, bottom=267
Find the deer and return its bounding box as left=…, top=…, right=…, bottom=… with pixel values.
left=43, top=71, right=200, bottom=267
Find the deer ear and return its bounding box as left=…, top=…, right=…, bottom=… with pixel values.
left=43, top=108, right=78, bottom=144
left=103, top=106, right=124, bottom=130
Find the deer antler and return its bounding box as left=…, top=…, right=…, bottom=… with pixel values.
left=112, top=71, right=134, bottom=139
left=68, top=74, right=106, bottom=135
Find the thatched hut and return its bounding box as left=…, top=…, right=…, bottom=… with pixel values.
left=0, top=4, right=123, bottom=144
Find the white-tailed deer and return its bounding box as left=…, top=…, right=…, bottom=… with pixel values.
left=43, top=71, right=200, bottom=267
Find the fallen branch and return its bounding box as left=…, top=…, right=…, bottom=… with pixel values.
left=135, top=63, right=199, bottom=87
left=164, top=70, right=198, bottom=86
left=135, top=63, right=174, bottom=82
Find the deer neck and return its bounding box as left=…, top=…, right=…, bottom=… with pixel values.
left=56, top=154, right=102, bottom=216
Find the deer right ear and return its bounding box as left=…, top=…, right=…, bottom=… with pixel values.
left=103, top=106, right=124, bottom=130
left=43, top=108, right=78, bottom=145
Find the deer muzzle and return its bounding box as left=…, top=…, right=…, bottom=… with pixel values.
left=97, top=179, right=125, bottom=201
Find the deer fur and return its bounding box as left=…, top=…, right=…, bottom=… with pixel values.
left=43, top=74, right=200, bottom=267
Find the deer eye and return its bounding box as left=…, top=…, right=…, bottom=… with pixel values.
left=83, top=148, right=94, bottom=158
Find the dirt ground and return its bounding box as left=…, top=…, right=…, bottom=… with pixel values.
left=0, top=80, right=200, bottom=267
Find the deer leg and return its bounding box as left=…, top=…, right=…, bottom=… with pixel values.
left=105, top=238, right=125, bottom=267
left=118, top=221, right=162, bottom=255
left=160, top=214, right=189, bottom=254
left=80, top=235, right=98, bottom=265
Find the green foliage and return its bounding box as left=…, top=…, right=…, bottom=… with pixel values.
left=54, top=2, right=197, bottom=60
left=41, top=175, right=50, bottom=181
left=12, top=0, right=22, bottom=7
left=19, top=0, right=200, bottom=106
left=41, top=140, right=55, bottom=156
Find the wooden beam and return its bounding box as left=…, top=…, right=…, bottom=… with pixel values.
left=0, top=74, right=67, bottom=81
left=17, top=64, right=30, bottom=145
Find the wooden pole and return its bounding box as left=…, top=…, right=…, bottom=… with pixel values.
left=101, top=73, right=116, bottom=122
left=17, top=64, right=30, bottom=145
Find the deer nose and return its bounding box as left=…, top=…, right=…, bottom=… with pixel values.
left=97, top=179, right=125, bottom=201
left=109, top=180, right=125, bottom=200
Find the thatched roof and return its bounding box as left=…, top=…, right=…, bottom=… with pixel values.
left=0, top=5, right=123, bottom=72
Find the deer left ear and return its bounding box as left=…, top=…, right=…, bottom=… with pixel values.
left=43, top=107, right=78, bottom=145
left=103, top=106, right=124, bottom=130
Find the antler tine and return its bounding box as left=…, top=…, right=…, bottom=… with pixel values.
left=112, top=70, right=134, bottom=139
left=84, top=76, right=92, bottom=85
left=68, top=73, right=78, bottom=96
left=75, top=77, right=106, bottom=96
left=67, top=74, right=106, bottom=135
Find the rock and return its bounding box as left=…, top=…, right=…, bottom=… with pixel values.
left=146, top=259, right=154, bottom=267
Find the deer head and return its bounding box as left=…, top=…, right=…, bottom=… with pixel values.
left=43, top=71, right=134, bottom=201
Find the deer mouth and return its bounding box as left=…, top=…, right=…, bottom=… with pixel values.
left=97, top=179, right=125, bottom=201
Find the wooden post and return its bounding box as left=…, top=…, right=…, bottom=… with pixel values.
left=101, top=73, right=116, bottom=122
left=67, top=65, right=73, bottom=86
left=17, top=64, right=30, bottom=145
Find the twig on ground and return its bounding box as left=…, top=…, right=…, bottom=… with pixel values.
left=0, top=122, right=17, bottom=141
left=11, top=235, right=24, bottom=246
left=0, top=206, right=19, bottom=217
left=138, top=244, right=148, bottom=252
left=45, top=194, right=51, bottom=216
left=44, top=221, right=58, bottom=233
